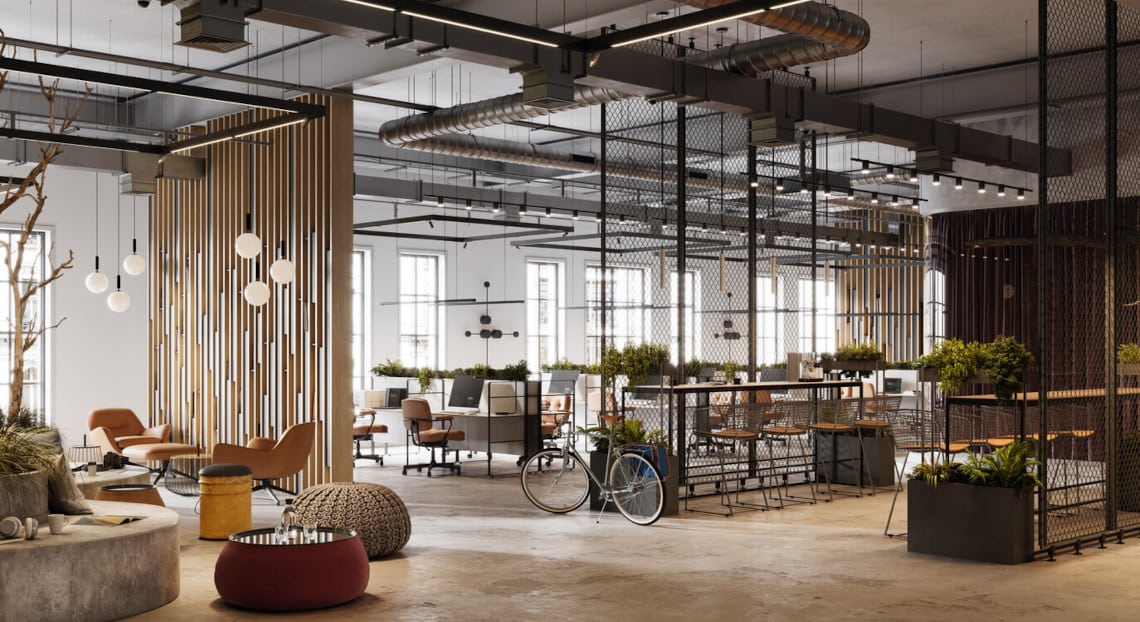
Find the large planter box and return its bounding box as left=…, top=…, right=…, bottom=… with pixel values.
left=1118, top=363, right=1140, bottom=376
left=815, top=434, right=895, bottom=488
left=907, top=481, right=1034, bottom=564
left=0, top=471, right=49, bottom=523
left=821, top=359, right=886, bottom=373
left=589, top=450, right=678, bottom=516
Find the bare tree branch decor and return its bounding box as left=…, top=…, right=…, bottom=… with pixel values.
left=0, top=33, right=89, bottom=414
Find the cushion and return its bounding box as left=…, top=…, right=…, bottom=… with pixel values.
left=47, top=454, right=92, bottom=515
left=417, top=429, right=464, bottom=444
left=293, top=482, right=410, bottom=558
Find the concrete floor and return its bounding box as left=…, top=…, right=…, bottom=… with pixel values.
left=129, top=452, right=1140, bottom=621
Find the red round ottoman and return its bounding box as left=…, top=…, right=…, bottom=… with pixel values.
left=214, top=527, right=369, bottom=611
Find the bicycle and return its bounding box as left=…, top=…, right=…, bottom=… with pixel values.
left=520, top=415, right=664, bottom=526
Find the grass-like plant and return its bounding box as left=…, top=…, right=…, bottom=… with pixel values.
left=1118, top=343, right=1140, bottom=365
left=0, top=422, right=58, bottom=478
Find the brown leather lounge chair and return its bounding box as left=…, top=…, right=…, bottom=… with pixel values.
left=213, top=421, right=316, bottom=504
left=88, top=408, right=170, bottom=460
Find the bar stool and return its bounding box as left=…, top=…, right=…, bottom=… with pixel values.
left=853, top=395, right=902, bottom=493
left=808, top=399, right=861, bottom=501
left=761, top=401, right=817, bottom=507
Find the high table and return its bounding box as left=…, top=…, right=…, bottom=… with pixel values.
left=670, top=380, right=863, bottom=494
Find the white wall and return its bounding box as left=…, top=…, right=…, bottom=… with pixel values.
left=18, top=166, right=150, bottom=446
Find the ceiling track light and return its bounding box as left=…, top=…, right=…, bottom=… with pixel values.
left=885, top=166, right=895, bottom=179
left=436, top=196, right=444, bottom=207
left=1017, top=188, right=1026, bottom=200
left=465, top=200, right=472, bottom=211
left=871, top=193, right=879, bottom=204
left=932, top=173, right=941, bottom=186
left=860, top=160, right=871, bottom=174
left=519, top=205, right=528, bottom=216
left=775, top=179, right=785, bottom=192
left=954, top=177, right=964, bottom=190
left=544, top=207, right=551, bottom=217
left=997, top=185, right=1006, bottom=197
left=977, top=181, right=986, bottom=194
left=908, top=170, right=919, bottom=182
left=572, top=210, right=579, bottom=220
left=594, top=213, right=602, bottom=223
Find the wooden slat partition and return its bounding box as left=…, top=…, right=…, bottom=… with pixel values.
left=151, top=95, right=353, bottom=487
left=836, top=211, right=926, bottom=361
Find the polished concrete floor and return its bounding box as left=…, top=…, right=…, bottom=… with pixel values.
left=129, top=450, right=1140, bottom=621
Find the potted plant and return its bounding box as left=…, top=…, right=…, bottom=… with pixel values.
left=416, top=367, right=437, bottom=394
left=0, top=416, right=57, bottom=524
left=907, top=441, right=1040, bottom=564
left=581, top=419, right=676, bottom=515
left=722, top=360, right=741, bottom=384
left=1118, top=343, right=1140, bottom=376
left=820, top=343, right=885, bottom=378
left=920, top=337, right=1032, bottom=403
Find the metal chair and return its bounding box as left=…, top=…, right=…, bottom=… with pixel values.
left=761, top=400, right=818, bottom=507
left=808, top=399, right=862, bottom=500
left=882, top=408, right=968, bottom=537
left=686, top=403, right=770, bottom=516
left=853, top=395, right=902, bottom=493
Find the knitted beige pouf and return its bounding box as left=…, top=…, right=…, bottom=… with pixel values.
left=293, top=482, right=411, bottom=558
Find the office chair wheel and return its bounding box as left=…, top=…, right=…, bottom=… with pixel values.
left=516, top=456, right=525, bottom=466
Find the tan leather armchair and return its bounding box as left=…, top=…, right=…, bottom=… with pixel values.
left=213, top=421, right=316, bottom=503
left=88, top=408, right=170, bottom=456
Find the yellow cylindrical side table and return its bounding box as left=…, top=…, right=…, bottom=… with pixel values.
left=199, top=463, right=252, bottom=540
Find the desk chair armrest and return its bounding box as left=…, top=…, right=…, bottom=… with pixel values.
left=434, top=414, right=455, bottom=422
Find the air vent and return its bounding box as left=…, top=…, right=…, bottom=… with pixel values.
left=571, top=153, right=597, bottom=165
left=175, top=2, right=250, bottom=53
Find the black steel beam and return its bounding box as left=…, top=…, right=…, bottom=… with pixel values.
left=0, top=127, right=165, bottom=154
left=354, top=213, right=572, bottom=234
left=575, top=0, right=784, bottom=52
left=0, top=56, right=325, bottom=118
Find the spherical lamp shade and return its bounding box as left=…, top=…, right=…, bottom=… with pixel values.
left=235, top=233, right=262, bottom=259
left=122, top=254, right=146, bottom=276
left=84, top=271, right=109, bottom=294
left=243, top=280, right=270, bottom=306
left=107, top=290, right=130, bottom=313
left=269, top=258, right=295, bottom=284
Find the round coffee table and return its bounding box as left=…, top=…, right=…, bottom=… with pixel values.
left=214, top=527, right=369, bottom=611
left=164, top=453, right=212, bottom=496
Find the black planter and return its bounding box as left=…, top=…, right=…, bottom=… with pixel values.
left=815, top=433, right=895, bottom=487
left=907, top=481, right=1034, bottom=564
left=588, top=449, right=678, bottom=516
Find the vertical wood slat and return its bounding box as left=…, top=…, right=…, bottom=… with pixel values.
left=150, top=95, right=353, bottom=486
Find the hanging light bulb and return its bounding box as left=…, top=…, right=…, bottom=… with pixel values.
left=122, top=240, right=145, bottom=275
left=269, top=242, right=295, bottom=285
left=236, top=210, right=261, bottom=258
left=85, top=264, right=109, bottom=294
left=85, top=174, right=108, bottom=293
left=122, top=196, right=146, bottom=275
left=107, top=275, right=130, bottom=312
left=932, top=173, right=941, bottom=186
left=244, top=280, right=270, bottom=306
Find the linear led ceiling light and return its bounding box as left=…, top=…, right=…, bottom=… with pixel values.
left=165, top=114, right=309, bottom=155
left=593, top=0, right=810, bottom=50
left=401, top=9, right=561, bottom=47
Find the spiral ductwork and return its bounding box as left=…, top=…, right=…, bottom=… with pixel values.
left=380, top=86, right=628, bottom=147
left=404, top=134, right=750, bottom=193
left=681, top=0, right=869, bottom=75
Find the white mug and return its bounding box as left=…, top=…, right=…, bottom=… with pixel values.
left=48, top=514, right=69, bottom=535
left=87, top=462, right=98, bottom=477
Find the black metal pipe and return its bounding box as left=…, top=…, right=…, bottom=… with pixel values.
left=1037, top=0, right=1051, bottom=549
left=1105, top=0, right=1119, bottom=533
left=748, top=145, right=758, bottom=380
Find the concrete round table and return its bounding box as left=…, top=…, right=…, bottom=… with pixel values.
left=214, top=527, right=369, bottom=611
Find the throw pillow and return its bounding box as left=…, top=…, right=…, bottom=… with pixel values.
left=47, top=454, right=92, bottom=515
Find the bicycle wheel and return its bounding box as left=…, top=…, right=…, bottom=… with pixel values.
left=609, top=452, right=664, bottom=526
left=521, top=449, right=589, bottom=513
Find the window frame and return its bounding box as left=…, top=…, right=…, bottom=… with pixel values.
left=584, top=263, right=648, bottom=364
left=397, top=251, right=446, bottom=369
left=525, top=258, right=565, bottom=370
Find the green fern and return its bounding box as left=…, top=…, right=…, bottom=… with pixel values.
left=958, top=441, right=1042, bottom=489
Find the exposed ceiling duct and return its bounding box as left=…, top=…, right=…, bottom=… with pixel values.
left=160, top=0, right=253, bottom=53
left=681, top=0, right=869, bottom=75
left=379, top=86, right=628, bottom=147
left=400, top=134, right=751, bottom=193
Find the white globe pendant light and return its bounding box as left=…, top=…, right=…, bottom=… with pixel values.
left=235, top=232, right=261, bottom=259
left=269, top=258, right=294, bottom=284
left=243, top=280, right=270, bottom=306
left=85, top=173, right=108, bottom=293
left=85, top=269, right=109, bottom=294
left=107, top=276, right=130, bottom=312
left=122, top=196, right=146, bottom=275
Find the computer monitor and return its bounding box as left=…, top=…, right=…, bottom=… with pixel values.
left=448, top=375, right=485, bottom=409
left=547, top=370, right=579, bottom=395
left=883, top=377, right=902, bottom=394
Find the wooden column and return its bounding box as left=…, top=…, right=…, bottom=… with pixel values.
left=151, top=94, right=353, bottom=487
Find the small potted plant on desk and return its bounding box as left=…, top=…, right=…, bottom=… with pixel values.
left=721, top=360, right=741, bottom=384
left=582, top=419, right=677, bottom=516
left=907, top=440, right=1040, bottom=564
